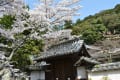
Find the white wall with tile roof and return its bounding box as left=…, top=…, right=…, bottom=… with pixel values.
left=30, top=71, right=45, bottom=80
left=88, top=69, right=120, bottom=80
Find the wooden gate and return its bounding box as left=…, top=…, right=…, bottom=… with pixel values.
left=46, top=58, right=76, bottom=80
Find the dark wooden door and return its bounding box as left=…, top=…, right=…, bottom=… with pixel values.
left=64, top=60, right=76, bottom=80
left=45, top=61, right=65, bottom=80
left=54, top=61, right=65, bottom=80
left=45, top=57, right=77, bottom=80
left=53, top=60, right=76, bottom=80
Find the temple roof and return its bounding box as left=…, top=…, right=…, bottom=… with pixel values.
left=35, top=38, right=85, bottom=60
left=29, top=61, right=50, bottom=70
left=74, top=56, right=99, bottom=66
left=74, top=56, right=99, bottom=70
left=92, top=62, right=120, bottom=72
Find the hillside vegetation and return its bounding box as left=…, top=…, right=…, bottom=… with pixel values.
left=66, top=4, right=120, bottom=44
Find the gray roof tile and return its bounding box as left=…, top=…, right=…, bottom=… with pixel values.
left=75, top=56, right=99, bottom=66
left=92, top=62, right=120, bottom=72
left=35, top=38, right=84, bottom=60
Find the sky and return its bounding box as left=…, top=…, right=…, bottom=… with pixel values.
left=24, top=0, right=120, bottom=21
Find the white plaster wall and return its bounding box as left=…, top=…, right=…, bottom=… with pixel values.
left=88, top=69, right=120, bottom=80
left=77, top=66, right=87, bottom=79
left=30, top=71, right=45, bottom=80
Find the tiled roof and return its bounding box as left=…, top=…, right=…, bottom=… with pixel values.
left=29, top=65, right=42, bottom=70
left=29, top=61, right=50, bottom=70
left=35, top=38, right=84, bottom=60
left=92, top=62, right=120, bottom=72
left=74, top=56, right=99, bottom=66
left=88, top=49, right=120, bottom=62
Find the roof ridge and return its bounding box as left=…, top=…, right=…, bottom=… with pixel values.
left=47, top=37, right=81, bottom=49
left=35, top=37, right=85, bottom=60
left=99, top=62, right=120, bottom=66
left=93, top=62, right=120, bottom=69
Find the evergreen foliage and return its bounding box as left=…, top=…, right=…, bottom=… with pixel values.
left=12, top=39, right=44, bottom=70
left=0, top=15, right=15, bottom=29
left=70, top=4, right=120, bottom=44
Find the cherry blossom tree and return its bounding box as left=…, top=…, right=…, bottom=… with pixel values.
left=0, top=0, right=31, bottom=59
left=0, top=0, right=81, bottom=70
left=29, top=0, right=82, bottom=31
left=29, top=0, right=82, bottom=48
left=0, top=0, right=44, bottom=71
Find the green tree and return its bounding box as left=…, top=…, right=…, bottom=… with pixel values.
left=0, top=0, right=45, bottom=71
left=0, top=15, right=44, bottom=71
left=72, top=26, right=81, bottom=35
left=12, top=39, right=44, bottom=70
left=64, top=20, right=73, bottom=29
left=102, top=13, right=120, bottom=34
left=72, top=4, right=120, bottom=44
left=72, top=17, right=106, bottom=44
left=0, top=15, right=15, bottom=29
left=114, top=4, right=120, bottom=13
left=82, top=27, right=103, bottom=44
left=74, top=19, right=82, bottom=26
